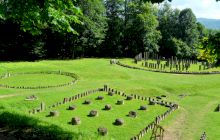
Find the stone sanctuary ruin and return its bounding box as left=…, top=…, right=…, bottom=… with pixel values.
left=116, top=52, right=220, bottom=74
left=29, top=85, right=179, bottom=139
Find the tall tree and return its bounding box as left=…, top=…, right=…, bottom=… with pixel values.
left=158, top=2, right=180, bottom=57
left=158, top=3, right=200, bottom=58
left=124, top=1, right=161, bottom=56
left=178, top=9, right=199, bottom=47
left=102, top=0, right=124, bottom=57
left=73, top=0, right=107, bottom=58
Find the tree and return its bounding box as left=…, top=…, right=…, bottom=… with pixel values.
left=158, top=2, right=180, bottom=57
left=124, top=1, right=161, bottom=56
left=102, top=0, right=124, bottom=57
left=0, top=0, right=82, bottom=35
left=158, top=3, right=200, bottom=59
left=73, top=0, right=107, bottom=58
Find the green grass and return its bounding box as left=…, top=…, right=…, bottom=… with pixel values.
left=0, top=74, right=74, bottom=87
left=0, top=58, right=220, bottom=139
left=36, top=92, right=167, bottom=139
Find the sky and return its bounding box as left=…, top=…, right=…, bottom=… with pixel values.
left=168, top=0, right=220, bottom=19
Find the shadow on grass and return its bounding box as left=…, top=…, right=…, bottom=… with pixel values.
left=214, top=106, right=220, bottom=112
left=0, top=111, right=81, bottom=140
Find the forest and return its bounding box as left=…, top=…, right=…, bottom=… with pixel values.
left=0, top=0, right=219, bottom=64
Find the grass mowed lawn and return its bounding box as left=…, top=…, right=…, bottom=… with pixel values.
left=0, top=74, right=74, bottom=87
left=0, top=58, right=220, bottom=139
left=36, top=91, right=167, bottom=139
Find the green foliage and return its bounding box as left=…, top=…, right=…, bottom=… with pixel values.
left=170, top=37, right=190, bottom=58
left=198, top=33, right=220, bottom=64
left=178, top=8, right=199, bottom=48
left=74, top=0, right=107, bottom=57
left=158, top=3, right=199, bottom=58
left=125, top=1, right=161, bottom=55
left=103, top=0, right=124, bottom=57
left=0, top=0, right=82, bottom=35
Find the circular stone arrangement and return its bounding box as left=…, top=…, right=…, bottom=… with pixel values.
left=0, top=71, right=78, bottom=89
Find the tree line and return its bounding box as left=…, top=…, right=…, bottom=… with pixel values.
left=0, top=0, right=219, bottom=64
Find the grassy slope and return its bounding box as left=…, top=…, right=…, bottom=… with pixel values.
left=0, top=58, right=220, bottom=139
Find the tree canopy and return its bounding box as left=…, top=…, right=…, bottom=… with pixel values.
left=0, top=0, right=82, bottom=35
left=0, top=0, right=220, bottom=64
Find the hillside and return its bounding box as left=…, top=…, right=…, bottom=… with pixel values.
left=197, top=18, right=220, bottom=29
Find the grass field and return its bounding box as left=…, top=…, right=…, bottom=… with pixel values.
left=36, top=91, right=168, bottom=139
left=0, top=74, right=74, bottom=87
left=0, top=58, right=220, bottom=139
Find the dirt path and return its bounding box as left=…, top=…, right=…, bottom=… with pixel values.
left=163, top=107, right=188, bottom=140
left=163, top=100, right=217, bottom=140
left=0, top=94, right=19, bottom=99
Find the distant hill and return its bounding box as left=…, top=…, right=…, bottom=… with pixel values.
left=197, top=18, right=220, bottom=29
